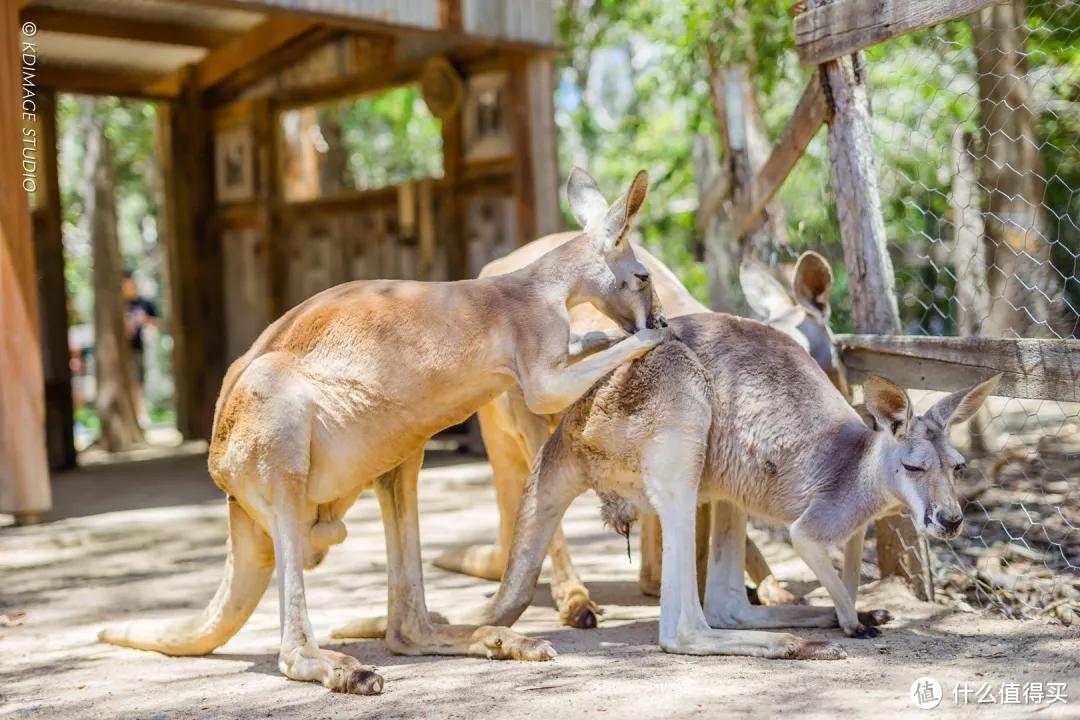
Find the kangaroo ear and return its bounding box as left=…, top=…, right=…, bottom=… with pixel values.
left=793, top=251, right=833, bottom=317
left=740, top=260, right=793, bottom=320
left=597, top=169, right=649, bottom=253
left=864, top=375, right=913, bottom=439
left=567, top=167, right=609, bottom=230
left=927, top=373, right=1001, bottom=428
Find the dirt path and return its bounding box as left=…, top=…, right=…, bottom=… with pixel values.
left=1, top=454, right=1077, bottom=719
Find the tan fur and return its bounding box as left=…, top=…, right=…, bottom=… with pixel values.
left=99, top=169, right=666, bottom=694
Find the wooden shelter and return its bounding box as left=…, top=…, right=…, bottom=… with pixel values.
left=1, top=0, right=560, bottom=517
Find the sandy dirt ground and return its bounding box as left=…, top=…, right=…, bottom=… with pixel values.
left=2, top=451, right=1077, bottom=719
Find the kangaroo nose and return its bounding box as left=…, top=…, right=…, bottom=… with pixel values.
left=936, top=510, right=963, bottom=535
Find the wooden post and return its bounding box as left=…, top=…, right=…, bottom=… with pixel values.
left=0, top=1, right=51, bottom=519
left=441, top=84, right=466, bottom=279
left=159, top=65, right=225, bottom=439
left=507, top=52, right=560, bottom=245
left=32, top=88, right=75, bottom=470
left=255, top=97, right=288, bottom=319
left=810, top=0, right=933, bottom=600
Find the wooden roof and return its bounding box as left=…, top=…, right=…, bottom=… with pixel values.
left=21, top=0, right=555, bottom=100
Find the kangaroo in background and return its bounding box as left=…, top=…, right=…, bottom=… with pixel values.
left=471, top=312, right=998, bottom=657
left=420, top=247, right=845, bottom=631
left=98, top=168, right=665, bottom=695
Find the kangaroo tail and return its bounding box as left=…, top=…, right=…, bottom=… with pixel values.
left=99, top=498, right=273, bottom=656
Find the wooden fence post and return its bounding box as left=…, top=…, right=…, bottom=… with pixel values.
left=0, top=0, right=51, bottom=520
left=810, top=0, right=934, bottom=600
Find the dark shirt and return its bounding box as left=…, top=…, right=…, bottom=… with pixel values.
left=127, top=297, right=158, bottom=352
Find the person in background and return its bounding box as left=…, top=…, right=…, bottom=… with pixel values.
left=122, top=268, right=159, bottom=427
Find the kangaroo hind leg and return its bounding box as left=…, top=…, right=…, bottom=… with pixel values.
left=99, top=497, right=273, bottom=656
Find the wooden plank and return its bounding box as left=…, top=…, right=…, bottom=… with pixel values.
left=35, top=65, right=178, bottom=99
left=0, top=0, right=51, bottom=518
left=21, top=7, right=235, bottom=47
left=31, top=88, right=75, bottom=471
left=208, top=27, right=341, bottom=101
left=146, top=18, right=318, bottom=96
left=735, top=71, right=829, bottom=236
left=183, top=0, right=558, bottom=54
left=835, top=335, right=1080, bottom=402
left=271, top=55, right=427, bottom=110
left=796, top=0, right=1001, bottom=67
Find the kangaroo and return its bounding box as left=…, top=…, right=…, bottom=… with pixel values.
left=471, top=312, right=998, bottom=657
left=419, top=248, right=844, bottom=630
left=98, top=168, right=666, bottom=695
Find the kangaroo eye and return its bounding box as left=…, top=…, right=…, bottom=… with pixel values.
left=635, top=273, right=650, bottom=283
left=902, top=463, right=926, bottom=473
left=954, top=463, right=967, bottom=477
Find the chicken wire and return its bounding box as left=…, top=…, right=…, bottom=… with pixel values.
left=764, top=1, right=1079, bottom=623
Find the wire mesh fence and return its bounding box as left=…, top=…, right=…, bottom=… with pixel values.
left=763, top=1, right=1079, bottom=623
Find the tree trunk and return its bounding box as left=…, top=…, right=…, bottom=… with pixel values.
left=950, top=127, right=997, bottom=454
left=84, top=99, right=143, bottom=452
left=971, top=0, right=1055, bottom=338
left=692, top=132, right=738, bottom=313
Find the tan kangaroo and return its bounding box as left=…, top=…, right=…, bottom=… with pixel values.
left=97, top=168, right=666, bottom=695
left=472, top=312, right=998, bottom=657
left=425, top=247, right=844, bottom=628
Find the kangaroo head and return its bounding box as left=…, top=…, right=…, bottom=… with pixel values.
left=566, top=167, right=665, bottom=332
left=740, top=252, right=847, bottom=395
left=864, top=374, right=1001, bottom=540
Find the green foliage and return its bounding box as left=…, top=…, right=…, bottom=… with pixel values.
left=57, top=95, right=161, bottom=328
left=554, top=0, right=1080, bottom=335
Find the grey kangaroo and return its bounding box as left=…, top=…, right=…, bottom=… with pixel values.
left=471, top=312, right=998, bottom=657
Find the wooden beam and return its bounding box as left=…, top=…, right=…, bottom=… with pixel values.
left=21, top=7, right=235, bottom=47
left=32, top=89, right=75, bottom=471
left=796, top=0, right=1001, bottom=67
left=146, top=17, right=317, bottom=96
left=439, top=0, right=463, bottom=32
left=735, top=71, right=830, bottom=236
left=36, top=65, right=179, bottom=99
left=0, top=0, right=51, bottom=519
left=836, top=335, right=1080, bottom=402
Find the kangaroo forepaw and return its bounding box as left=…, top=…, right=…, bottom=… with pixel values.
left=791, top=639, right=848, bottom=661
left=846, top=623, right=880, bottom=639
left=858, top=609, right=892, bottom=627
